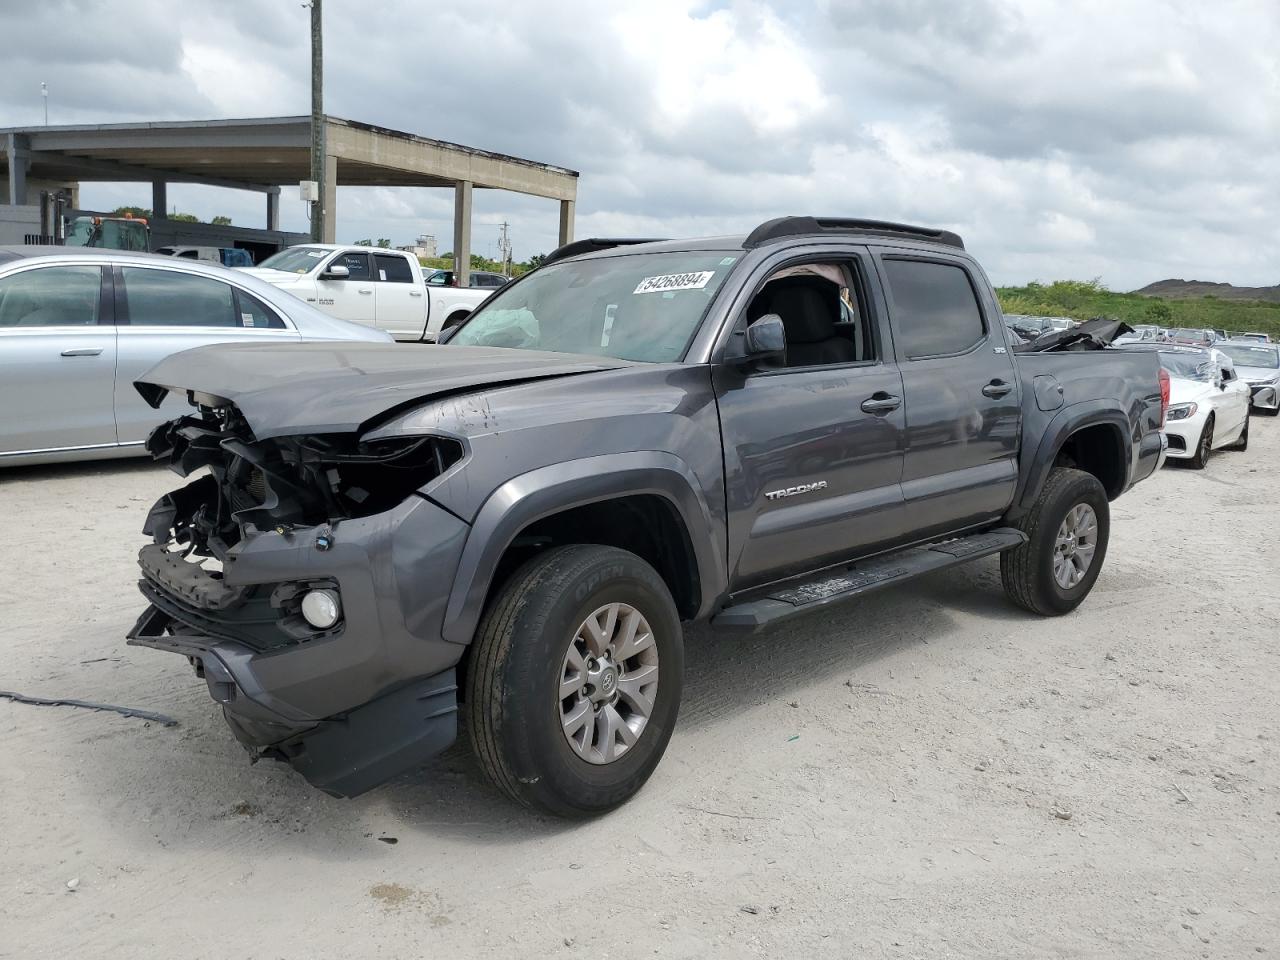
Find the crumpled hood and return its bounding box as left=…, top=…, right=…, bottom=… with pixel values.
left=135, top=342, right=633, bottom=440
left=236, top=267, right=308, bottom=285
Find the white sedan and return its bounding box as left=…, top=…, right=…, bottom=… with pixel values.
left=0, top=247, right=391, bottom=468
left=1149, top=346, right=1251, bottom=468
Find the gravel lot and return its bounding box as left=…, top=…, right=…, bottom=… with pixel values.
left=2, top=423, right=1278, bottom=959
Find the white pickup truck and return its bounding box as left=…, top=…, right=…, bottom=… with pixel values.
left=240, top=244, right=490, bottom=342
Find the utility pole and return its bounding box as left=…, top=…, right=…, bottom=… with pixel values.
left=498, top=220, right=512, bottom=276
left=308, top=0, right=326, bottom=243
left=41, top=82, right=47, bottom=125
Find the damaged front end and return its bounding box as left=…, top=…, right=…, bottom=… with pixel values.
left=128, top=398, right=472, bottom=797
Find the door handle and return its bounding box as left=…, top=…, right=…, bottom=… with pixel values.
left=982, top=380, right=1013, bottom=398
left=860, top=393, right=902, bottom=414
left=61, top=348, right=103, bottom=357
left=409, top=290, right=423, bottom=297
left=358, top=289, right=373, bottom=295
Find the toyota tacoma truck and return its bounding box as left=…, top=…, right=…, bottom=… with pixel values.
left=240, top=244, right=490, bottom=342
left=128, top=216, right=1167, bottom=817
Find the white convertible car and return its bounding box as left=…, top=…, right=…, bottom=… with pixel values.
left=1123, top=345, right=1251, bottom=468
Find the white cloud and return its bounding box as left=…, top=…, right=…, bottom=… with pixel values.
left=0, top=0, right=1276, bottom=288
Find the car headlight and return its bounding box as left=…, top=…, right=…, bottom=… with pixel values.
left=1166, top=402, right=1197, bottom=421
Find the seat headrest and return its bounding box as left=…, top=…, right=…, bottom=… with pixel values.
left=769, top=279, right=839, bottom=343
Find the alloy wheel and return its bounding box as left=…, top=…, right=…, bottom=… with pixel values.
left=558, top=602, right=660, bottom=764
left=1052, top=502, right=1098, bottom=589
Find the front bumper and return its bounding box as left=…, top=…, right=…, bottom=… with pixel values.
left=1248, top=382, right=1278, bottom=411
left=1161, top=410, right=1209, bottom=460
left=128, top=493, right=470, bottom=797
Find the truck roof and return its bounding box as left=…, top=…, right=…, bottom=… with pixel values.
left=547, top=216, right=965, bottom=265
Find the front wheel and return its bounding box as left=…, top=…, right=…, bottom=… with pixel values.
left=1188, top=415, right=1214, bottom=469
left=1001, top=467, right=1110, bottom=616
left=465, top=545, right=683, bottom=817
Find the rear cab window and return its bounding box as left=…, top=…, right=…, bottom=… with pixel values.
left=881, top=258, right=987, bottom=359
left=374, top=254, right=414, bottom=283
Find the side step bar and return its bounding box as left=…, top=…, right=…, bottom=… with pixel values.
left=711, top=527, right=1027, bottom=634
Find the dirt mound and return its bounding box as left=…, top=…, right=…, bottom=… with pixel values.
left=1135, top=278, right=1280, bottom=302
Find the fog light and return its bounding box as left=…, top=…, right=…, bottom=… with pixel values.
left=301, top=589, right=342, bottom=629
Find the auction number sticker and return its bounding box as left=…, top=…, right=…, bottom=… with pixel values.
left=633, top=271, right=715, bottom=295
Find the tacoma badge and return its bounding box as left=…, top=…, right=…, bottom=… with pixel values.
left=765, top=480, right=828, bottom=501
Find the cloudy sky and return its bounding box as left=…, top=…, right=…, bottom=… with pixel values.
left=1, top=0, right=1276, bottom=288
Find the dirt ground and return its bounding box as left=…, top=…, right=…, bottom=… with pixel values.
left=2, top=425, right=1278, bottom=960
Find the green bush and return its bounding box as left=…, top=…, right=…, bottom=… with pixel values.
left=996, top=280, right=1280, bottom=338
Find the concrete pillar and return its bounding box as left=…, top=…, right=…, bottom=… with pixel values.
left=266, top=186, right=281, bottom=231
left=322, top=154, right=337, bottom=243
left=5, top=134, right=29, bottom=206
left=453, top=180, right=473, bottom=288
left=151, top=180, right=167, bottom=220
left=558, top=199, right=576, bottom=247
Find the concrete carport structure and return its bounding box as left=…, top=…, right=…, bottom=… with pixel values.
left=1, top=116, right=579, bottom=283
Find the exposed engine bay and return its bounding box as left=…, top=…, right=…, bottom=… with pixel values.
left=143, top=402, right=463, bottom=561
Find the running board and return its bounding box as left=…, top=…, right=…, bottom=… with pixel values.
left=711, top=527, right=1027, bottom=634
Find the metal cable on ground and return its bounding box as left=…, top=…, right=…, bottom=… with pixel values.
left=0, top=690, right=178, bottom=726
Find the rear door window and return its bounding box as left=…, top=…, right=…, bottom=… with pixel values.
left=374, top=254, right=414, bottom=283
left=0, top=266, right=103, bottom=327
left=882, top=258, right=987, bottom=359
left=120, top=267, right=236, bottom=327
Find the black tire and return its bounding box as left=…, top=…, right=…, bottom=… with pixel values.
left=1188, top=415, right=1214, bottom=469
left=465, top=545, right=683, bottom=817
left=1227, top=413, right=1249, bottom=451
left=1001, top=467, right=1110, bottom=616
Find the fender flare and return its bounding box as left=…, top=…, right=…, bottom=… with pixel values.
left=1014, top=400, right=1132, bottom=514
left=439, top=451, right=727, bottom=645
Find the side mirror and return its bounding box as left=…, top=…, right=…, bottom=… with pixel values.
left=321, top=264, right=350, bottom=280
left=742, top=314, right=787, bottom=364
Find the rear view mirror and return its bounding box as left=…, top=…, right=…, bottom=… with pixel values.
left=744, top=314, right=786, bottom=363
left=321, top=264, right=350, bottom=280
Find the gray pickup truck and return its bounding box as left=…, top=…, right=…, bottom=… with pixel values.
left=128, top=216, right=1167, bottom=817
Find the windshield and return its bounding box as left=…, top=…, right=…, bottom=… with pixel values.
left=449, top=251, right=736, bottom=362
left=258, top=246, right=331, bottom=274
left=1158, top=351, right=1215, bottom=380
left=63, top=218, right=95, bottom=246
left=1170, top=328, right=1205, bottom=340
left=1218, top=344, right=1279, bottom=369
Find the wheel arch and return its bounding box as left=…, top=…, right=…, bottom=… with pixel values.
left=1013, top=402, right=1131, bottom=518
left=440, top=452, right=727, bottom=646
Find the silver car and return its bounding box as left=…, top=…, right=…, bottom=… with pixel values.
left=0, top=247, right=392, bottom=467
left=1216, top=341, right=1280, bottom=416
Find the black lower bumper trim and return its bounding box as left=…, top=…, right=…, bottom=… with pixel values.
left=290, top=669, right=459, bottom=798
left=129, top=602, right=459, bottom=798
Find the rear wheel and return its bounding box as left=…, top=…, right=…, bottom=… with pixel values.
left=1188, top=415, right=1214, bottom=469
left=466, top=545, right=683, bottom=817
left=1001, top=467, right=1110, bottom=616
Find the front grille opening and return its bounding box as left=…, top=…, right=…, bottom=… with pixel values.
left=146, top=404, right=464, bottom=555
